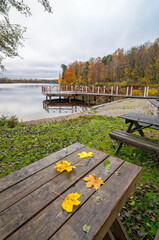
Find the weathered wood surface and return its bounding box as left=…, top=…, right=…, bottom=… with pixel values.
left=119, top=112, right=159, bottom=130
left=109, top=130, right=159, bottom=155
left=0, top=142, right=84, bottom=193
left=0, top=143, right=142, bottom=240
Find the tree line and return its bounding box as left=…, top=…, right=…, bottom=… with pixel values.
left=61, top=38, right=159, bottom=87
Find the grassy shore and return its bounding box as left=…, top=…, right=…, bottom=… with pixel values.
left=0, top=115, right=158, bottom=239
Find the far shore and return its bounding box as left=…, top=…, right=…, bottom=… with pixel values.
left=24, top=99, right=152, bottom=125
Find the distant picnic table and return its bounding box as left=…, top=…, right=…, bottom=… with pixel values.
left=109, top=112, right=159, bottom=155
left=0, top=142, right=142, bottom=240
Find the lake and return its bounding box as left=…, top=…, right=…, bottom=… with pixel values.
left=0, top=83, right=89, bottom=122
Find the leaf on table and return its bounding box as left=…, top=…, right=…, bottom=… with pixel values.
left=62, top=192, right=81, bottom=213
left=95, top=196, right=103, bottom=202
left=104, top=160, right=111, bottom=170
left=78, top=151, right=93, bottom=159
left=83, top=174, right=104, bottom=190
left=115, top=171, right=120, bottom=176
left=83, top=223, right=91, bottom=233
left=54, top=160, right=76, bottom=172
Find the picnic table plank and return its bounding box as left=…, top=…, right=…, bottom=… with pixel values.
left=0, top=148, right=109, bottom=239
left=6, top=156, right=124, bottom=240
left=50, top=162, right=142, bottom=240
left=0, top=142, right=84, bottom=193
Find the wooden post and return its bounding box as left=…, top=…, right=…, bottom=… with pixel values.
left=82, top=86, right=84, bottom=93
left=71, top=86, right=73, bottom=92
left=130, top=86, right=133, bottom=96
left=126, top=86, right=129, bottom=96
left=86, top=86, right=87, bottom=93
left=98, top=86, right=100, bottom=94
left=116, top=86, right=118, bottom=95
left=111, top=86, right=113, bottom=95
left=66, top=85, right=68, bottom=91
left=104, top=86, right=106, bottom=94
left=144, top=87, right=146, bottom=97
left=92, top=86, right=94, bottom=93
left=147, top=86, right=149, bottom=96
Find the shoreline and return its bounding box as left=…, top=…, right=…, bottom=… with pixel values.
left=24, top=99, right=152, bottom=126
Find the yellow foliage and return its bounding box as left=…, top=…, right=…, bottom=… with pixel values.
left=77, top=151, right=93, bottom=159
left=132, top=89, right=142, bottom=96
left=83, top=174, right=104, bottom=190
left=148, top=89, right=158, bottom=96
left=54, top=160, right=76, bottom=172
left=62, top=192, right=81, bottom=212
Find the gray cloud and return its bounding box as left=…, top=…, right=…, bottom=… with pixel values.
left=2, top=0, right=159, bottom=79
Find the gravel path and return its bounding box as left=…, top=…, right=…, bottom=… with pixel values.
left=24, top=99, right=152, bottom=125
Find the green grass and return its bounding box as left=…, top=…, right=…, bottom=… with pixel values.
left=0, top=115, right=158, bottom=239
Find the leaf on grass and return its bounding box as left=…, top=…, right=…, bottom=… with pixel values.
left=83, top=174, right=104, bottom=190
left=104, top=160, right=111, bottom=170
left=95, top=196, right=103, bottom=202
left=54, top=160, right=76, bottom=172
left=78, top=151, right=93, bottom=159
left=83, top=223, right=91, bottom=233
left=129, top=200, right=135, bottom=206
left=62, top=192, right=81, bottom=213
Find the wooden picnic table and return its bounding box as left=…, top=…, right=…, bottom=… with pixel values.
left=0, top=142, right=142, bottom=240
left=109, top=113, right=159, bottom=155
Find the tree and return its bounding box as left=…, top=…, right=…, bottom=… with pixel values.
left=61, top=64, right=67, bottom=81
left=0, top=0, right=52, bottom=71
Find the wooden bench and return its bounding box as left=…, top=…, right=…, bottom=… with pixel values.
left=109, top=130, right=159, bottom=155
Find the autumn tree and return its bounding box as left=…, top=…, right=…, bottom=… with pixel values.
left=0, top=0, right=52, bottom=71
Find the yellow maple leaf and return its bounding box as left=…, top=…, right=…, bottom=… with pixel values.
left=62, top=192, right=81, bottom=212
left=83, top=174, right=104, bottom=190
left=77, top=151, right=93, bottom=159
left=54, top=160, right=76, bottom=172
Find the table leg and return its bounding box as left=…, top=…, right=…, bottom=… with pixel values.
left=134, top=122, right=144, bottom=136
left=110, top=217, right=130, bottom=240
left=114, top=122, right=133, bottom=155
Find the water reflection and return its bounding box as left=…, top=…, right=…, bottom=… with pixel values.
left=43, top=100, right=89, bottom=114
left=0, top=84, right=90, bottom=121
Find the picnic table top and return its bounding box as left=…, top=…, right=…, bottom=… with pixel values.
left=119, top=112, right=159, bottom=129
left=0, top=142, right=142, bottom=240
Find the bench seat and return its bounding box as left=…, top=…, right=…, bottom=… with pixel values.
left=109, top=130, right=159, bottom=155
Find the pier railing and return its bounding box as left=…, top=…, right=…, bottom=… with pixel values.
left=42, top=85, right=152, bottom=97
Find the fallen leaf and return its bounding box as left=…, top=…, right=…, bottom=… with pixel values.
left=129, top=200, right=135, bottom=206
left=104, top=160, right=111, bottom=170
left=95, top=196, right=103, bottom=202
left=115, top=171, right=120, bottom=176
left=83, top=174, right=104, bottom=190
left=62, top=192, right=81, bottom=213
left=54, top=160, right=76, bottom=172
left=78, top=151, right=93, bottom=159
left=83, top=223, right=91, bottom=233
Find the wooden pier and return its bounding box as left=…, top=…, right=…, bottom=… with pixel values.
left=42, top=85, right=159, bottom=103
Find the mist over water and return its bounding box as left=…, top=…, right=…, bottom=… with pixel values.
left=0, top=84, right=89, bottom=121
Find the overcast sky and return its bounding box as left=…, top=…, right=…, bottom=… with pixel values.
left=2, top=0, right=159, bottom=79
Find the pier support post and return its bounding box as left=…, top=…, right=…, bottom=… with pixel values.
left=111, top=86, right=113, bottom=95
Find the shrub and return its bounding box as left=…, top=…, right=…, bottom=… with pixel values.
left=6, top=116, right=19, bottom=128
left=132, top=89, right=142, bottom=96
left=0, top=115, right=8, bottom=126
left=148, top=89, right=158, bottom=96
left=0, top=115, right=19, bottom=128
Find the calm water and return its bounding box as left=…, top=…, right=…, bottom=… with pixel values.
left=0, top=83, right=89, bottom=121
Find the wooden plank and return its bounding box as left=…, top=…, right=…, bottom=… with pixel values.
left=0, top=149, right=110, bottom=239
left=155, top=229, right=159, bottom=240
left=0, top=146, right=106, bottom=213
left=109, top=130, right=159, bottom=154
left=50, top=161, right=142, bottom=240
left=110, top=217, right=129, bottom=240
left=0, top=142, right=84, bottom=193
left=119, top=112, right=159, bottom=127
left=103, top=230, right=115, bottom=240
